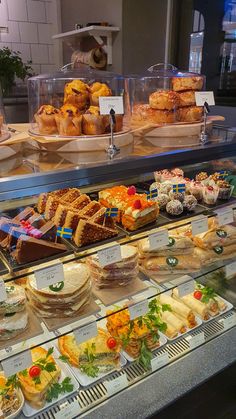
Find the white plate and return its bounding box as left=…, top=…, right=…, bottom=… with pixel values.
left=121, top=332, right=167, bottom=362
left=164, top=315, right=203, bottom=342
left=22, top=344, right=79, bottom=418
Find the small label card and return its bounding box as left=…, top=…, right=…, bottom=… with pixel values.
left=149, top=229, right=169, bottom=250
left=195, top=91, right=215, bottom=106
left=223, top=314, right=236, bottom=331
left=54, top=401, right=80, bottom=419
left=99, top=96, right=124, bottom=115
left=0, top=280, right=7, bottom=302
left=97, top=243, right=122, bottom=267
left=74, top=321, right=98, bottom=345
left=191, top=216, right=208, bottom=236
left=2, top=350, right=32, bottom=377
left=217, top=208, right=234, bottom=226
left=34, top=262, right=64, bottom=290
left=151, top=352, right=169, bottom=372
left=178, top=279, right=195, bottom=297
left=225, top=261, right=236, bottom=278
left=188, top=332, right=205, bottom=350
left=104, top=373, right=128, bottom=396
left=129, top=299, right=149, bottom=320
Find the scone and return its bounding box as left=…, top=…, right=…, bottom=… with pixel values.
left=178, top=90, right=196, bottom=107
left=82, top=106, right=105, bottom=135
left=149, top=90, right=180, bottom=110
left=132, top=104, right=177, bottom=124
left=89, top=82, right=112, bottom=106
left=34, top=105, right=59, bottom=135
left=178, top=105, right=203, bottom=122
left=172, top=76, right=204, bottom=92
left=64, top=79, right=89, bottom=109
left=55, top=104, right=82, bottom=136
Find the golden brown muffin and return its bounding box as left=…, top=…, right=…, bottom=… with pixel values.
left=34, top=105, right=59, bottom=135
left=178, top=90, right=196, bottom=107
left=82, top=105, right=105, bottom=135
left=149, top=90, right=180, bottom=110
left=178, top=105, right=203, bottom=122
left=172, top=76, right=204, bottom=92
left=89, top=82, right=112, bottom=106
left=132, top=104, right=178, bottom=125
left=63, top=79, right=89, bottom=109
left=55, top=104, right=82, bottom=136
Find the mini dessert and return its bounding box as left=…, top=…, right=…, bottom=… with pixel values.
left=63, top=79, right=89, bottom=109
left=202, top=185, right=219, bottom=205
left=132, top=104, right=177, bottom=125
left=154, top=169, right=173, bottom=183
left=34, top=105, right=59, bottom=135
left=178, top=105, right=203, bottom=123
left=171, top=168, right=184, bottom=177
left=183, top=194, right=197, bottom=212
left=89, top=82, right=112, bottom=106
left=166, top=199, right=183, bottom=216
left=172, top=76, right=204, bottom=92
left=55, top=104, right=82, bottom=136
left=156, top=193, right=170, bottom=210
left=195, top=171, right=208, bottom=182
left=217, top=180, right=234, bottom=200
left=149, top=90, right=180, bottom=110
left=188, top=181, right=203, bottom=201
left=82, top=106, right=105, bottom=135
left=178, top=90, right=196, bottom=107
left=169, top=191, right=185, bottom=202
left=159, top=182, right=172, bottom=195
left=0, top=284, right=26, bottom=314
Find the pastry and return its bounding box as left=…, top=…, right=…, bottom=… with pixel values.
left=172, top=288, right=209, bottom=320
left=154, top=169, right=172, bottom=183
left=188, top=181, right=203, bottom=201
left=132, top=104, right=177, bottom=125
left=149, top=90, right=180, bottom=110
left=156, top=193, right=170, bottom=209
left=195, top=171, right=208, bottom=182
left=82, top=106, right=105, bottom=135
left=13, top=235, right=67, bottom=264
left=202, top=185, right=219, bottom=205
left=89, top=82, right=112, bottom=106
left=183, top=194, right=197, bottom=211
left=55, top=104, right=82, bottom=136
left=178, top=105, right=203, bottom=122
left=169, top=191, right=185, bottom=202
left=159, top=293, right=197, bottom=328
left=138, top=234, right=194, bottom=256
left=63, top=79, right=89, bottom=109
left=34, top=105, right=59, bottom=135
left=166, top=199, right=183, bottom=215
left=217, top=180, right=233, bottom=200
left=73, top=219, right=117, bottom=247
left=63, top=194, right=91, bottom=230
left=44, top=188, right=81, bottom=220
left=171, top=167, right=184, bottom=177
left=178, top=90, right=196, bottom=107
left=172, top=76, right=204, bottom=92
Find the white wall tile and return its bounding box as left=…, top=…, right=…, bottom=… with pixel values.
left=1, top=21, right=20, bottom=43
left=48, top=44, right=54, bottom=63
left=27, top=0, right=46, bottom=23
left=31, top=63, right=41, bottom=75
left=0, top=41, right=12, bottom=50
left=31, top=43, right=48, bottom=63
left=14, top=43, right=31, bottom=62
left=41, top=64, right=56, bottom=73
left=38, top=23, right=52, bottom=43
left=45, top=1, right=53, bottom=23
left=7, top=0, right=28, bottom=21
left=0, top=0, right=8, bottom=27
left=19, top=22, right=38, bottom=43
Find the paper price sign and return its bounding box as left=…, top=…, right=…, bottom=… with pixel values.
left=191, top=217, right=208, bottom=236
left=55, top=401, right=80, bottom=419
left=74, top=321, right=98, bottom=345
left=188, top=332, right=205, bottom=350
left=217, top=208, right=234, bottom=226
left=97, top=244, right=122, bottom=267
left=0, top=280, right=7, bottom=302
left=149, top=229, right=169, bottom=250
left=34, top=262, right=64, bottom=290
left=99, top=96, right=124, bottom=115
left=129, top=299, right=149, bottom=320
left=225, top=261, right=236, bottom=278
left=195, top=91, right=215, bottom=106
left=104, top=373, right=128, bottom=396
left=2, top=350, right=32, bottom=377
left=223, top=314, right=236, bottom=331
left=178, top=280, right=195, bottom=297
left=151, top=352, right=169, bottom=372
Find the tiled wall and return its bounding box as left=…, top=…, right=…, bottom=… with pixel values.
left=0, top=0, right=61, bottom=75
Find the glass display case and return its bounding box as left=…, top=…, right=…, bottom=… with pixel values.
left=0, top=139, right=235, bottom=419
left=0, top=86, right=10, bottom=142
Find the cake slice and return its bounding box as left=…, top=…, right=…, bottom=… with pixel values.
left=63, top=199, right=100, bottom=231
left=27, top=213, right=46, bottom=229
left=70, top=194, right=91, bottom=210
left=90, top=208, right=117, bottom=230
left=13, top=207, right=35, bottom=223
left=78, top=201, right=102, bottom=217
left=0, top=217, right=20, bottom=243
left=73, top=219, right=117, bottom=247
left=59, top=188, right=81, bottom=205
left=37, top=189, right=70, bottom=213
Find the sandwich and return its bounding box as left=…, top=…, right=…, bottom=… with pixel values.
left=0, top=284, right=26, bottom=314
left=0, top=310, right=28, bottom=340
left=141, top=254, right=201, bottom=275
left=172, top=288, right=210, bottom=320
left=193, top=224, right=236, bottom=249
left=138, top=235, right=194, bottom=256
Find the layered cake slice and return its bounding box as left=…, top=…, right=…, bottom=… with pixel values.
left=37, top=188, right=70, bottom=213
left=13, top=235, right=67, bottom=264
left=73, top=219, right=117, bottom=247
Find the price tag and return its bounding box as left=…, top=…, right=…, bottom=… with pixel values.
left=195, top=91, right=215, bottom=106
left=129, top=299, right=149, bottom=320
left=149, top=229, right=169, bottom=250
left=99, top=96, right=124, bottom=115
left=223, top=314, right=236, bottom=330
left=2, top=350, right=32, bottom=377
left=151, top=352, right=169, bottom=371
left=217, top=208, right=234, bottom=226
left=34, top=262, right=64, bottom=289
left=188, top=332, right=205, bottom=349
left=97, top=244, right=122, bottom=267
left=74, top=321, right=98, bottom=345
left=225, top=261, right=236, bottom=278
left=0, top=280, right=7, bottom=302
left=191, top=216, right=208, bottom=236
left=54, top=401, right=80, bottom=419
left=104, top=373, right=128, bottom=396
left=178, top=280, right=195, bottom=297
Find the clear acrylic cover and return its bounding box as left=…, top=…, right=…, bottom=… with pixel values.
left=0, top=86, right=9, bottom=142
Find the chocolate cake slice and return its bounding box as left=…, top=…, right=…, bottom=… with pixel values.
left=0, top=217, right=20, bottom=243
left=39, top=221, right=57, bottom=242
left=13, top=207, right=35, bottom=223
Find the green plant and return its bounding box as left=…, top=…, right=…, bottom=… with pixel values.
left=0, top=47, right=33, bottom=96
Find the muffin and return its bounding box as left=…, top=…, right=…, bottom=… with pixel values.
left=217, top=180, right=234, bottom=200
left=89, top=82, right=112, bottom=106
left=178, top=90, right=196, bottom=107
left=178, top=106, right=203, bottom=123
left=202, top=185, right=219, bottom=205
left=34, top=104, right=59, bottom=135
left=149, top=90, right=180, bottom=110
left=82, top=106, right=105, bottom=135
left=189, top=181, right=203, bottom=201
left=183, top=195, right=197, bottom=212
left=55, top=104, right=82, bottom=136
left=172, top=76, right=204, bottom=92
left=64, top=79, right=89, bottom=109
left=166, top=200, right=183, bottom=216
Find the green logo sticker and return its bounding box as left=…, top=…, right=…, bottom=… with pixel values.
left=166, top=256, right=178, bottom=267
left=213, top=245, right=224, bottom=255
left=167, top=237, right=175, bottom=247
left=49, top=281, right=64, bottom=292
left=216, top=230, right=227, bottom=238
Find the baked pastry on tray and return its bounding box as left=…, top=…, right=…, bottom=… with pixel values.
left=172, top=76, right=204, bottom=92
left=55, top=104, right=82, bottom=136
left=63, top=79, right=89, bottom=109
left=132, top=104, right=177, bottom=125
left=178, top=105, right=203, bottom=122
left=149, top=90, right=180, bottom=110
left=82, top=106, right=105, bottom=135
left=34, top=105, right=59, bottom=135
left=89, top=82, right=112, bottom=106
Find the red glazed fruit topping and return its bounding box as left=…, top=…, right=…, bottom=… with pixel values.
left=133, top=199, right=142, bottom=209
left=127, top=185, right=136, bottom=195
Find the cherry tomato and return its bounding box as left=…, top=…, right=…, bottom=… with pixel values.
left=133, top=199, right=142, bottom=209
left=193, top=290, right=202, bottom=300
left=107, top=337, right=117, bottom=349
left=29, top=365, right=41, bottom=378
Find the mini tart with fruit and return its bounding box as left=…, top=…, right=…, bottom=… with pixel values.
left=121, top=194, right=159, bottom=231
left=63, top=79, right=89, bottom=110
left=82, top=105, right=105, bottom=135
left=34, top=105, right=59, bottom=135
left=202, top=184, right=219, bottom=205
left=217, top=180, right=233, bottom=200
left=55, top=104, right=82, bottom=136
left=89, top=82, right=112, bottom=106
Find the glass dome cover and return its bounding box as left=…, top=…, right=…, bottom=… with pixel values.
left=0, top=85, right=9, bottom=142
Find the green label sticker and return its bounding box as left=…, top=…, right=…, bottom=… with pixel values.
left=167, top=237, right=175, bottom=247
left=213, top=245, right=224, bottom=255
left=216, top=230, right=227, bottom=238
left=49, top=281, right=64, bottom=292
left=166, top=256, right=178, bottom=267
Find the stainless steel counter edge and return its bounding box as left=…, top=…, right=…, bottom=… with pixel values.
left=82, top=328, right=236, bottom=419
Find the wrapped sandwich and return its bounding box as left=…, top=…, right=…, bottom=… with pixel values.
left=138, top=234, right=194, bottom=257
left=141, top=254, right=201, bottom=275
left=159, top=293, right=197, bottom=328
left=0, top=284, right=26, bottom=314
left=193, top=224, right=236, bottom=249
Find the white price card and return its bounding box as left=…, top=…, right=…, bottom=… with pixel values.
left=149, top=229, right=169, bottom=250
left=97, top=243, right=122, bottom=267
left=195, top=91, right=215, bottom=106
left=74, top=321, right=98, bottom=345
left=0, top=280, right=7, bottom=302
left=178, top=280, right=195, bottom=297
left=99, top=96, right=124, bottom=115
left=104, top=373, right=128, bottom=396
left=34, top=262, right=64, bottom=290
left=225, top=261, right=236, bottom=278
left=2, top=350, right=32, bottom=377
left=129, top=299, right=149, bottom=320
left=191, top=216, right=208, bottom=236
left=217, top=208, right=234, bottom=226
left=188, top=332, right=205, bottom=350
left=151, top=352, right=169, bottom=372
left=223, top=314, right=236, bottom=331
left=54, top=401, right=80, bottom=419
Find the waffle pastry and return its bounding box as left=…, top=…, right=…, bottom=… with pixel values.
left=37, top=189, right=70, bottom=214
left=44, top=188, right=80, bottom=220
left=73, top=218, right=117, bottom=247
